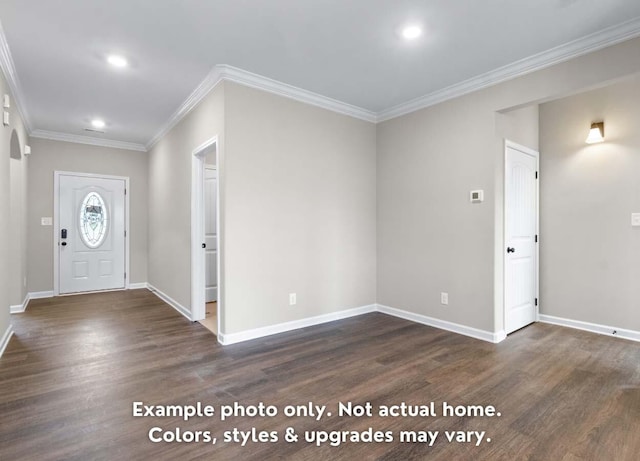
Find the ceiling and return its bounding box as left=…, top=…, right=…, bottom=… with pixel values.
left=1, top=0, right=640, bottom=149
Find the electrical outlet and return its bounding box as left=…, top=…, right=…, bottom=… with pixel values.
left=289, top=293, right=297, bottom=306
left=441, top=292, right=449, bottom=305
left=41, top=217, right=52, bottom=226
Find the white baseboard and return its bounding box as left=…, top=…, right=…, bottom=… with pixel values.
left=217, top=303, right=506, bottom=346
left=539, top=314, right=640, bottom=343
left=11, top=284, right=155, bottom=314
left=10, top=293, right=30, bottom=314
left=29, top=291, right=54, bottom=299
left=377, top=304, right=506, bottom=343
left=218, top=304, right=377, bottom=345
left=0, top=324, right=14, bottom=359
left=147, top=284, right=192, bottom=321
left=494, top=330, right=508, bottom=343
left=129, top=282, right=148, bottom=290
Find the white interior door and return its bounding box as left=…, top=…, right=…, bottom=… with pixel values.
left=204, top=167, right=218, bottom=302
left=505, top=142, right=539, bottom=334
left=58, top=174, right=126, bottom=294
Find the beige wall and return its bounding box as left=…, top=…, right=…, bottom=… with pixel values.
left=377, top=36, right=640, bottom=335
left=496, top=105, right=540, bottom=151
left=9, top=124, right=29, bottom=308
left=9, top=149, right=28, bottom=307
left=0, top=78, right=8, bottom=344
left=222, top=82, right=377, bottom=334
left=148, top=82, right=225, bottom=311
left=540, top=76, right=640, bottom=331
left=27, top=138, right=148, bottom=292
left=148, top=81, right=377, bottom=336
left=0, top=70, right=29, bottom=345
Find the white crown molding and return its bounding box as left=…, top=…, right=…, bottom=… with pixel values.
left=150, top=17, right=640, bottom=145
left=219, top=65, right=377, bottom=123
left=145, top=66, right=226, bottom=150
left=146, top=64, right=377, bottom=150
left=0, top=19, right=32, bottom=132
left=377, top=16, right=640, bottom=122
left=3, top=15, right=640, bottom=150
left=30, top=129, right=147, bottom=152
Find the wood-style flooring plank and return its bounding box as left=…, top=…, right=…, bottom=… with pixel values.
left=1, top=289, right=639, bottom=460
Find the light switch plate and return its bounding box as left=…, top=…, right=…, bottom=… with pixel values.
left=41, top=217, right=52, bottom=226
left=632, top=213, right=640, bottom=227
left=3, top=110, right=9, bottom=126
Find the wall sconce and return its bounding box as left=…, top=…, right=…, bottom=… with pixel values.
left=586, top=122, right=604, bottom=144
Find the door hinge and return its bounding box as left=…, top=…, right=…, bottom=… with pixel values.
left=124, top=230, right=127, bottom=237
left=535, top=171, right=538, bottom=179
left=535, top=298, right=538, bottom=306
left=535, top=234, right=538, bottom=243
left=125, top=188, right=127, bottom=195
left=124, top=272, right=127, bottom=279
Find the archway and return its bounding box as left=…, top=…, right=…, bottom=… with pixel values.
left=10, top=130, right=21, bottom=159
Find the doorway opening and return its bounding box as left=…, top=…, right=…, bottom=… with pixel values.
left=191, top=137, right=221, bottom=338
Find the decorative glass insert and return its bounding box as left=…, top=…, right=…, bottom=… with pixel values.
left=79, top=192, right=108, bottom=248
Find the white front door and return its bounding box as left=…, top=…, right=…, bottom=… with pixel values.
left=204, top=167, right=218, bottom=302
left=58, top=173, right=126, bottom=294
left=505, top=142, right=539, bottom=334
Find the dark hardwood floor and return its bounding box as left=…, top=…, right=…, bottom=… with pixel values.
left=1, top=289, right=639, bottom=460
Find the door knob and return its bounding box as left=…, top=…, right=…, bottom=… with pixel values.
left=61, top=242, right=67, bottom=246
left=507, top=247, right=515, bottom=253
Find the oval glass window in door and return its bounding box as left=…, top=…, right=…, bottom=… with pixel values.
left=79, top=192, right=109, bottom=248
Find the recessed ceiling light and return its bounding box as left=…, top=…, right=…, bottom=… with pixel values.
left=401, top=25, right=423, bottom=40
left=107, top=55, right=128, bottom=68
left=91, top=119, right=106, bottom=129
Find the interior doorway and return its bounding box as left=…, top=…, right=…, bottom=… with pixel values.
left=190, top=137, right=221, bottom=337
left=199, top=165, right=218, bottom=334
left=504, top=140, right=539, bottom=334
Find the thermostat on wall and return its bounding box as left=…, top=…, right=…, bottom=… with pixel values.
left=470, top=190, right=484, bottom=203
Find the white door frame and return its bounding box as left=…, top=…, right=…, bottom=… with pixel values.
left=503, top=140, right=540, bottom=333
left=53, top=171, right=131, bottom=296
left=191, top=136, right=221, bottom=336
